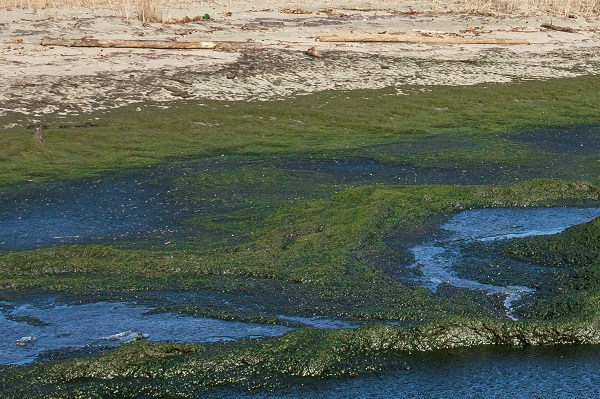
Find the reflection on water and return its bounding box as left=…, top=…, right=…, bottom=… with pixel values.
left=408, top=207, right=600, bottom=319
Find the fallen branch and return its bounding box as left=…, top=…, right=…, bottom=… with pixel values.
left=41, top=37, right=217, bottom=49
left=316, top=34, right=530, bottom=45
left=541, top=23, right=577, bottom=33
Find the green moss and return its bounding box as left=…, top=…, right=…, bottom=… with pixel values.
left=496, top=215, right=600, bottom=320
left=0, top=179, right=597, bottom=322
left=1, top=76, right=599, bottom=186
left=504, top=216, right=600, bottom=267
left=0, top=75, right=599, bottom=396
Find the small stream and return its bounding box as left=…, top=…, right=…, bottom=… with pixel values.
left=407, top=207, right=600, bottom=319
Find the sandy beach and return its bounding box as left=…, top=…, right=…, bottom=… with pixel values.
left=1, top=1, right=599, bottom=121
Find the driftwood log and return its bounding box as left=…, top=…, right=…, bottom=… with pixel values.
left=41, top=37, right=217, bottom=49
left=316, top=34, right=530, bottom=45
left=541, top=23, right=577, bottom=33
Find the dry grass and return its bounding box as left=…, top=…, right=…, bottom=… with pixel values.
left=451, top=0, right=600, bottom=16
left=1, top=0, right=598, bottom=18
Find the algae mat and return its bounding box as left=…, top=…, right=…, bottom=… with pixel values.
left=0, top=78, right=599, bottom=397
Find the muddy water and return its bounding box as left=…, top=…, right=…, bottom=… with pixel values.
left=407, top=207, right=600, bottom=319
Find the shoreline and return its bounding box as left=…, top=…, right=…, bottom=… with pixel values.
left=1, top=2, right=599, bottom=121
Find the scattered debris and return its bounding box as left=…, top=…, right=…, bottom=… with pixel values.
left=305, top=46, right=323, bottom=57
left=281, top=8, right=312, bottom=14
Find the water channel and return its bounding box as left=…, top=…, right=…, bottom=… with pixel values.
left=407, top=207, right=600, bottom=319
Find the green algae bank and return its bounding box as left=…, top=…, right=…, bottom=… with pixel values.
left=0, top=76, right=599, bottom=397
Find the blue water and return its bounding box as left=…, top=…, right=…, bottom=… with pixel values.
left=0, top=173, right=177, bottom=250
left=0, top=299, right=294, bottom=365
left=408, top=207, right=600, bottom=319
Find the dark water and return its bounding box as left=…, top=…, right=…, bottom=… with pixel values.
left=212, top=345, right=600, bottom=398
left=0, top=172, right=178, bottom=250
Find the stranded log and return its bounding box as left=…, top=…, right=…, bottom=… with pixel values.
left=316, top=34, right=530, bottom=45
left=541, top=23, right=577, bottom=33
left=41, top=37, right=217, bottom=49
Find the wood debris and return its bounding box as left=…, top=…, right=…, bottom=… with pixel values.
left=305, top=46, right=323, bottom=57
left=541, top=23, right=577, bottom=33
left=40, top=37, right=217, bottom=49
left=316, top=34, right=530, bottom=45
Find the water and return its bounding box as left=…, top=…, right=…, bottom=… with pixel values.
left=213, top=345, right=600, bottom=398
left=0, top=173, right=177, bottom=250
left=408, top=207, right=600, bottom=319
left=0, top=298, right=294, bottom=365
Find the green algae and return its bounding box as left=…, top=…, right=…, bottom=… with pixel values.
left=0, top=76, right=599, bottom=186
left=4, top=318, right=600, bottom=398
left=0, top=74, right=599, bottom=396
left=0, top=181, right=599, bottom=396
left=494, top=215, right=600, bottom=321
left=0, top=179, right=597, bottom=322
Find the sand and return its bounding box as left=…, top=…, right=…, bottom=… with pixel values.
left=1, top=1, right=599, bottom=122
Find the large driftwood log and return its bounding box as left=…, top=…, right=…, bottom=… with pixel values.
left=316, top=34, right=530, bottom=45
left=41, top=37, right=217, bottom=49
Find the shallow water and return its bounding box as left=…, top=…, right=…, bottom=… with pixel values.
left=0, top=294, right=365, bottom=365
left=0, top=173, right=178, bottom=250
left=407, top=207, right=600, bottom=319
left=0, top=298, right=294, bottom=365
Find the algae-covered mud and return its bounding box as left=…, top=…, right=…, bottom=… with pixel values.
left=0, top=76, right=599, bottom=397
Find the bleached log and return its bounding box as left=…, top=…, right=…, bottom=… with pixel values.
left=41, top=37, right=217, bottom=49
left=316, top=34, right=530, bottom=45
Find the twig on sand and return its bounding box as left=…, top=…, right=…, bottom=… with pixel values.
left=541, top=23, right=577, bottom=33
